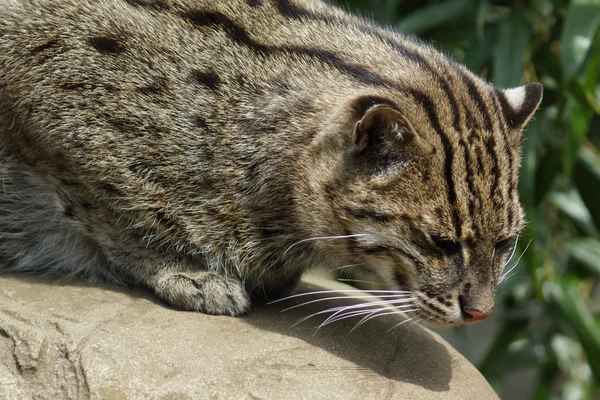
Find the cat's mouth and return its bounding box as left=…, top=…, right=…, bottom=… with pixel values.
left=389, top=273, right=460, bottom=327
left=409, top=291, right=495, bottom=327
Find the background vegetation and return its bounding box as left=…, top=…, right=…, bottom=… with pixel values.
left=333, top=0, right=600, bottom=398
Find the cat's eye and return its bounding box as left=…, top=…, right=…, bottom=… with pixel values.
left=495, top=237, right=516, bottom=251
left=431, top=235, right=462, bottom=256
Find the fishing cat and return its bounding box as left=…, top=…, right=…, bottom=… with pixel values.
left=0, top=0, right=542, bottom=326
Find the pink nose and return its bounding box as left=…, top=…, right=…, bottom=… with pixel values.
left=463, top=308, right=493, bottom=322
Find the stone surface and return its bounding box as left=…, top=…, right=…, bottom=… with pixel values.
left=0, top=273, right=499, bottom=400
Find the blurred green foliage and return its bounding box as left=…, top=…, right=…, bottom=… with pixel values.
left=334, top=0, right=600, bottom=398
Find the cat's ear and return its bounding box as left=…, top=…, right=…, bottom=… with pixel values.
left=498, top=82, right=543, bottom=130
left=351, top=97, right=433, bottom=157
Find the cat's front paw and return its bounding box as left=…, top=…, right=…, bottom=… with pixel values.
left=152, top=271, right=250, bottom=316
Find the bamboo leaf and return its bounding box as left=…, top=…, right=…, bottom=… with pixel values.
left=478, top=320, right=529, bottom=378
left=561, top=1, right=600, bottom=83
left=565, top=101, right=595, bottom=174
left=564, top=238, right=600, bottom=275
left=574, top=147, right=600, bottom=229
left=493, top=15, right=530, bottom=88
left=531, top=366, right=555, bottom=400
left=550, top=189, right=598, bottom=236
left=463, top=27, right=495, bottom=73
left=395, top=0, right=475, bottom=34
left=535, top=149, right=563, bottom=205
left=545, top=281, right=600, bottom=386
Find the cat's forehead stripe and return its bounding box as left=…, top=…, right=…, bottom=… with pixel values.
left=406, top=89, right=462, bottom=238
left=459, top=73, right=494, bottom=133
left=246, top=0, right=262, bottom=8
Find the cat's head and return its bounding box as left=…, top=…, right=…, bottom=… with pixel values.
left=298, top=82, right=542, bottom=326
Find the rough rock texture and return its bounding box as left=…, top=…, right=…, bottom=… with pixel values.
left=0, top=273, right=498, bottom=400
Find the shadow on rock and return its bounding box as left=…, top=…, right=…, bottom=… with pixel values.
left=243, top=280, right=453, bottom=392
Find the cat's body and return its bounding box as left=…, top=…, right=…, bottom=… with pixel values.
left=0, top=0, right=541, bottom=324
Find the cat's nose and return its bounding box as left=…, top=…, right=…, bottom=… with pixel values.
left=459, top=295, right=493, bottom=322
left=462, top=308, right=493, bottom=322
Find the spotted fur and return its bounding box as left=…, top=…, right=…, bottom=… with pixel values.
left=0, top=0, right=541, bottom=323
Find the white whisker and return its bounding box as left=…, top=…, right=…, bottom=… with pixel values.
left=504, top=236, right=520, bottom=267
left=349, top=309, right=386, bottom=332
left=282, top=233, right=368, bottom=258
left=320, top=307, right=418, bottom=330
left=291, top=304, right=369, bottom=327
left=317, top=309, right=384, bottom=327
left=386, top=316, right=418, bottom=332
left=350, top=308, right=408, bottom=332
left=407, top=315, right=423, bottom=328
left=319, top=300, right=415, bottom=326
left=500, top=239, right=532, bottom=283
left=503, top=272, right=519, bottom=283
left=291, top=298, right=415, bottom=326
left=280, top=294, right=414, bottom=312
left=328, top=264, right=360, bottom=272
left=322, top=303, right=416, bottom=326
left=349, top=308, right=418, bottom=332
left=268, top=289, right=413, bottom=304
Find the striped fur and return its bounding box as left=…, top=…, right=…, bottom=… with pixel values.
left=0, top=0, right=542, bottom=323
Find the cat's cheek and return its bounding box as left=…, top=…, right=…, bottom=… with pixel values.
left=367, top=258, right=398, bottom=286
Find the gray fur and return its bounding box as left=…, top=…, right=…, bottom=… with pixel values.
left=0, top=152, right=115, bottom=281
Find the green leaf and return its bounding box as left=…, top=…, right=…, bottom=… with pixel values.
left=535, top=43, right=564, bottom=88
left=395, top=0, right=475, bottom=34
left=535, top=149, right=563, bottom=205
left=532, top=366, right=555, bottom=400
left=564, top=48, right=600, bottom=171
left=561, top=1, right=600, bottom=83
left=564, top=238, right=600, bottom=275
left=492, top=14, right=530, bottom=88
left=478, top=320, right=529, bottom=379
left=570, top=78, right=600, bottom=115
left=565, top=100, right=595, bottom=174
left=545, top=280, right=600, bottom=386
left=550, top=189, right=599, bottom=236
left=531, top=365, right=556, bottom=400
left=475, top=0, right=487, bottom=40
left=581, top=48, right=600, bottom=104
left=574, top=147, right=600, bottom=229
left=590, top=115, right=600, bottom=146
left=463, top=27, right=495, bottom=73
left=551, top=334, right=588, bottom=381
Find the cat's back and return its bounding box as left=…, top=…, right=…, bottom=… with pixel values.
left=0, top=0, right=383, bottom=151
left=0, top=0, right=320, bottom=177
left=0, top=0, right=269, bottom=111
left=0, top=0, right=368, bottom=94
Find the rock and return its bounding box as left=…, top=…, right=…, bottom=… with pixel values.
left=0, top=273, right=498, bottom=399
